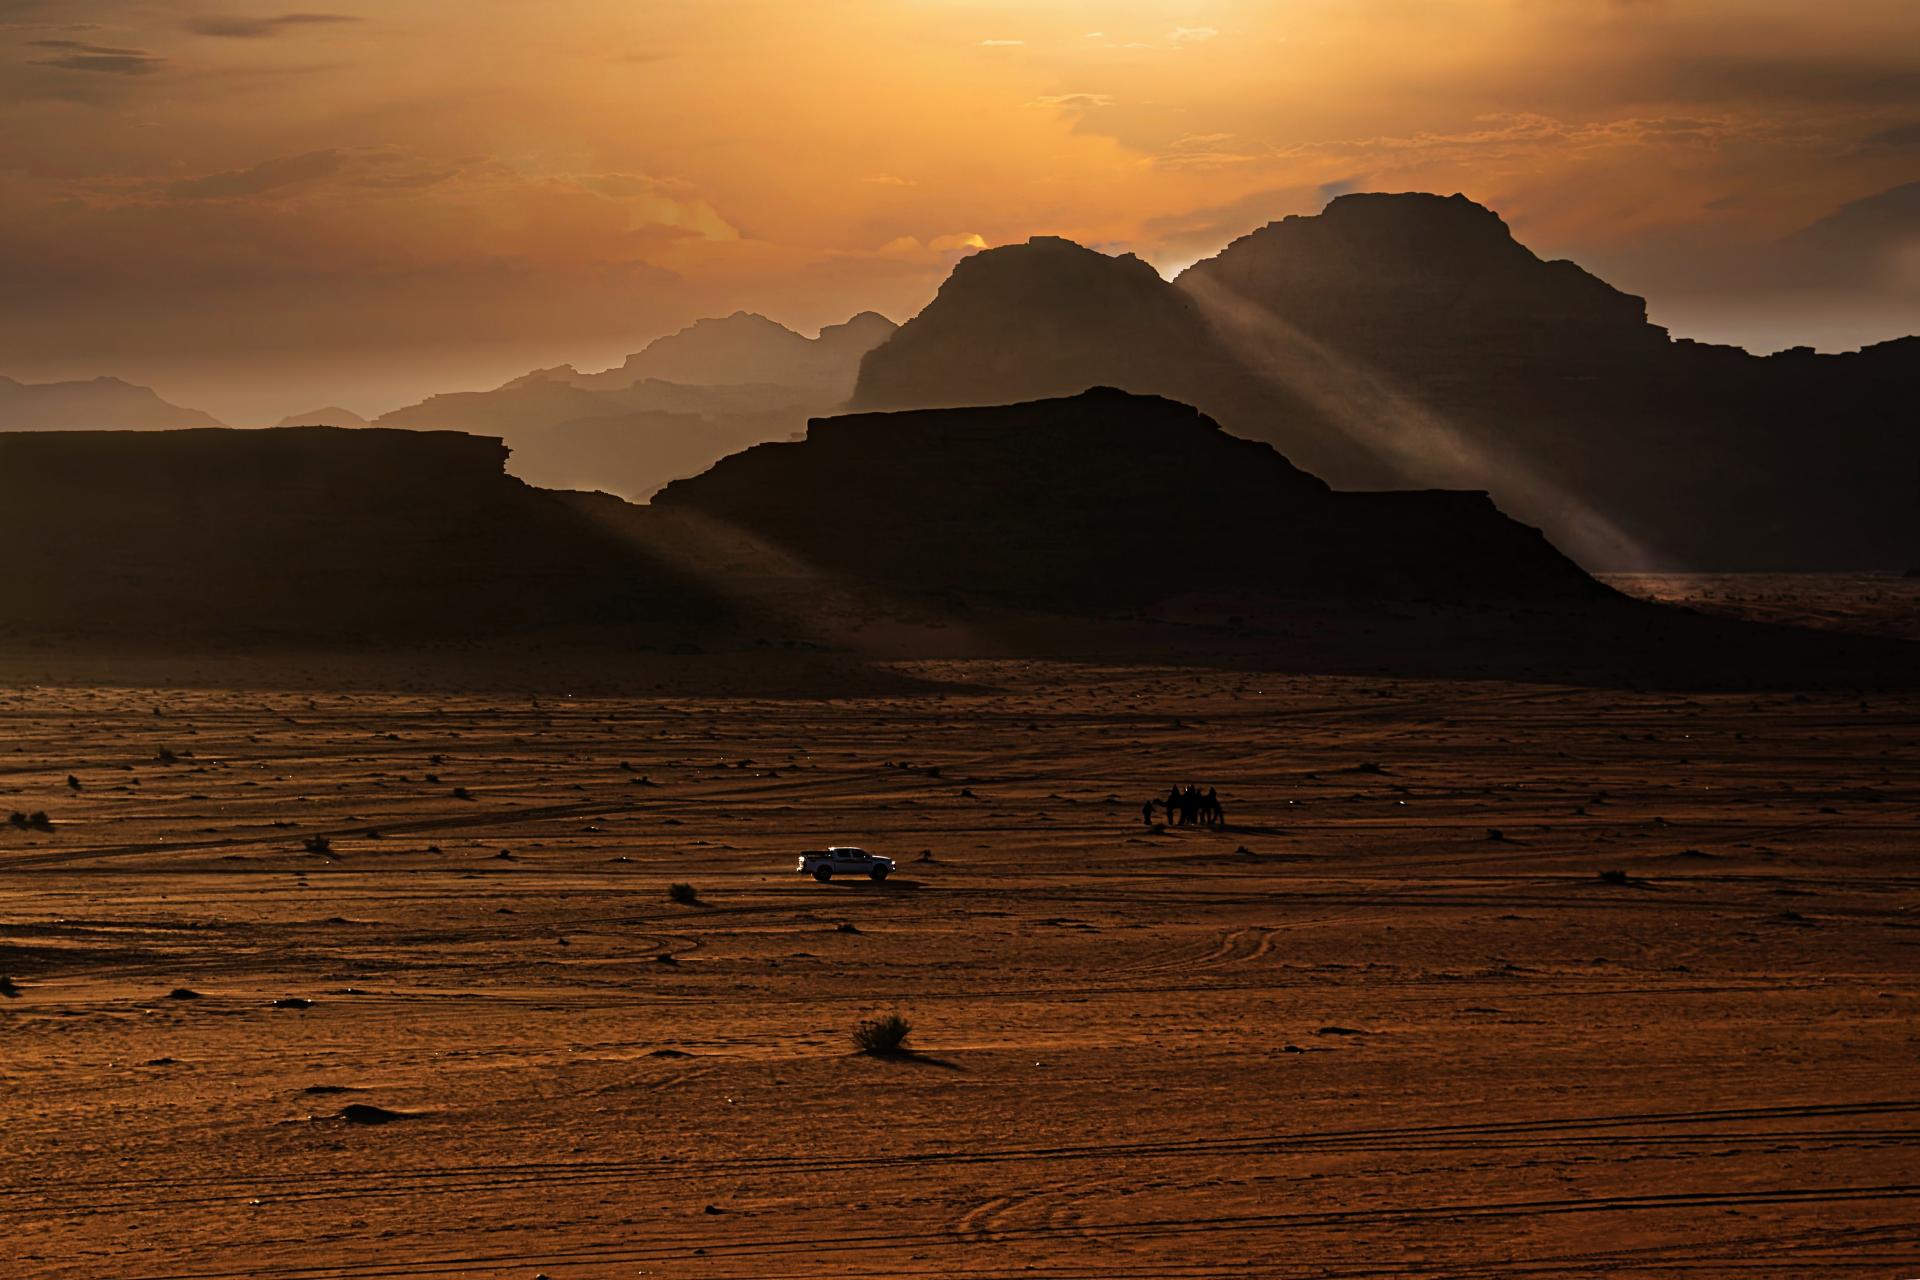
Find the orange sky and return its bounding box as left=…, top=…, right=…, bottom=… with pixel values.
left=3, top=0, right=1918, bottom=421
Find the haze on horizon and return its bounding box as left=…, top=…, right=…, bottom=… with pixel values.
left=4, top=0, right=1918, bottom=423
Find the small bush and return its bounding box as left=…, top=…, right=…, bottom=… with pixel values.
left=667, top=882, right=699, bottom=906
left=852, top=1011, right=912, bottom=1056
left=304, top=834, right=332, bottom=855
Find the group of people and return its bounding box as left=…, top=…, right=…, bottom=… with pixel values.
left=1143, top=784, right=1225, bottom=828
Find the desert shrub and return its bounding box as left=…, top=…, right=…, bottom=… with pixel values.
left=667, top=882, right=699, bottom=906
left=1597, top=868, right=1629, bottom=885
left=304, top=834, right=332, bottom=855
left=852, top=1011, right=912, bottom=1055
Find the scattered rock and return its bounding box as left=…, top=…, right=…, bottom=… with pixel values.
left=165, top=987, right=202, bottom=1000
left=269, top=997, right=313, bottom=1010
left=335, top=1103, right=413, bottom=1125
left=1315, top=1025, right=1369, bottom=1036
left=0, top=976, right=19, bottom=998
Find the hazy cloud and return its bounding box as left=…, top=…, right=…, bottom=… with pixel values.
left=185, top=12, right=359, bottom=39
left=1153, top=132, right=1262, bottom=170
left=1032, top=93, right=1115, bottom=110
left=24, top=37, right=162, bottom=74
left=169, top=149, right=349, bottom=198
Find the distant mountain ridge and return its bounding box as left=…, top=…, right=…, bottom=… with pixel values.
left=0, top=374, right=224, bottom=431
left=273, top=406, right=369, bottom=429
left=523, top=310, right=896, bottom=396
left=375, top=310, right=897, bottom=501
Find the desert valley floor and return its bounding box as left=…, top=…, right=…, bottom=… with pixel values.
left=3, top=579, right=1917, bottom=1279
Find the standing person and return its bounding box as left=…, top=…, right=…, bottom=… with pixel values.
left=1141, top=798, right=1156, bottom=826
left=1205, top=787, right=1222, bottom=827
left=1181, top=785, right=1200, bottom=827
left=1166, top=785, right=1183, bottom=826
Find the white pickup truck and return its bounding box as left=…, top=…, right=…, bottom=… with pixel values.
left=797, top=847, right=895, bottom=882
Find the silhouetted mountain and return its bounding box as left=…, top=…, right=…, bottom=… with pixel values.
left=1183, top=192, right=1670, bottom=382
left=272, top=406, right=369, bottom=429
left=855, top=238, right=1246, bottom=414
left=0, top=375, right=224, bottom=431
left=849, top=194, right=1919, bottom=571
left=0, top=428, right=729, bottom=643
left=562, top=310, right=896, bottom=395
left=655, top=388, right=1599, bottom=608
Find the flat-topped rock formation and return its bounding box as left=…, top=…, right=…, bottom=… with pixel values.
left=0, top=427, right=728, bottom=643
left=654, top=388, right=1602, bottom=609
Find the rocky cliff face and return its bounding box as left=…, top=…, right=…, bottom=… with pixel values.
left=847, top=196, right=1919, bottom=571
left=853, top=237, right=1252, bottom=417
left=0, top=428, right=728, bottom=642
left=655, top=388, right=1601, bottom=608
left=1179, top=192, right=1671, bottom=383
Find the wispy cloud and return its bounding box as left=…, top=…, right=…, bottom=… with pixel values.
left=185, top=12, right=359, bottom=39
left=25, top=37, right=161, bottom=74
left=1032, top=93, right=1115, bottom=110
